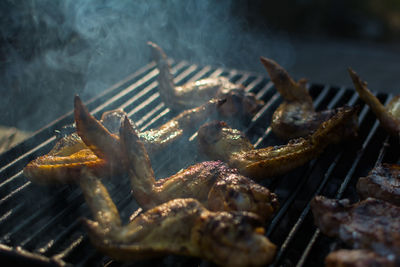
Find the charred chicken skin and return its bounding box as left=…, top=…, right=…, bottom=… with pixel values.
left=311, top=196, right=400, bottom=259
left=348, top=68, right=400, bottom=137
left=260, top=57, right=341, bottom=140
left=119, top=116, right=279, bottom=222
left=325, top=249, right=397, bottom=267
left=198, top=106, right=358, bottom=180
left=148, top=41, right=264, bottom=119
left=24, top=96, right=225, bottom=183
left=357, top=163, right=400, bottom=206
left=79, top=170, right=277, bottom=266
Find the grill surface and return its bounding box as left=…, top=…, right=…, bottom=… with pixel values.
left=0, top=59, right=398, bottom=266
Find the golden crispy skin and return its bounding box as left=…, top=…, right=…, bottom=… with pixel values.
left=23, top=97, right=125, bottom=184
left=357, top=163, right=400, bottom=206
left=311, top=196, right=400, bottom=259
left=119, top=117, right=279, bottom=221
left=260, top=57, right=342, bottom=140
left=198, top=106, right=358, bottom=180
left=79, top=170, right=277, bottom=266
left=148, top=41, right=264, bottom=119
left=325, top=249, right=396, bottom=267
left=348, top=68, right=400, bottom=137
left=23, top=96, right=224, bottom=184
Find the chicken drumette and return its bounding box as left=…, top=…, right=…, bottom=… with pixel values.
left=198, top=106, right=358, bottom=180
left=119, top=116, right=279, bottom=222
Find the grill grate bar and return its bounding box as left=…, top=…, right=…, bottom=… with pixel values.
left=245, top=75, right=264, bottom=92
left=130, top=102, right=165, bottom=127
left=0, top=181, right=31, bottom=208
left=266, top=158, right=319, bottom=236
left=186, top=65, right=213, bottom=81
left=0, top=137, right=56, bottom=182
left=245, top=82, right=276, bottom=127
left=255, top=81, right=274, bottom=99
left=271, top=152, right=343, bottom=266
left=374, top=136, right=390, bottom=167
left=296, top=229, right=321, bottom=267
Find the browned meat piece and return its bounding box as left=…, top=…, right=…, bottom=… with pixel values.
left=325, top=249, right=396, bottom=267
left=24, top=95, right=225, bottom=184
left=357, top=163, right=400, bottom=206
left=79, top=170, right=277, bottom=266
left=148, top=41, right=264, bottom=119
left=119, top=116, right=279, bottom=221
left=23, top=102, right=127, bottom=184
left=260, top=57, right=341, bottom=140
left=311, top=196, right=400, bottom=259
left=348, top=68, right=400, bottom=138
left=198, top=106, right=358, bottom=180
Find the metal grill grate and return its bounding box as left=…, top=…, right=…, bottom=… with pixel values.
left=0, top=59, right=398, bottom=266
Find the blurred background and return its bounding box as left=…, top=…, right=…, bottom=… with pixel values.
left=1, top=0, right=400, bottom=150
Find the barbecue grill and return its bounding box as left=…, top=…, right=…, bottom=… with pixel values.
left=1, top=58, right=398, bottom=266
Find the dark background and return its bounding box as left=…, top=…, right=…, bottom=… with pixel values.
left=1, top=0, right=400, bottom=132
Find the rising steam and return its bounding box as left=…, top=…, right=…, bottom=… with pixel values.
left=0, top=0, right=293, bottom=131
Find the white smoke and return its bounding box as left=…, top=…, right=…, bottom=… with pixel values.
left=0, top=0, right=294, bottom=131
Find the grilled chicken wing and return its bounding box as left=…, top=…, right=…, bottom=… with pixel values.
left=325, top=249, right=396, bottom=267
left=311, top=196, right=400, bottom=259
left=74, top=95, right=225, bottom=155
left=198, top=106, right=358, bottom=180
left=148, top=41, right=264, bottom=119
left=119, top=116, right=278, bottom=221
left=348, top=68, right=400, bottom=137
left=79, top=170, right=277, bottom=266
left=22, top=104, right=127, bottom=184
left=24, top=96, right=225, bottom=183
left=260, top=57, right=341, bottom=140
left=357, top=163, right=400, bottom=206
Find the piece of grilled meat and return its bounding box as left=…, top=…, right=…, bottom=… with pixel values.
left=357, top=163, right=400, bottom=206
left=311, top=196, right=400, bottom=259
left=119, top=116, right=278, bottom=222
left=325, top=249, right=397, bottom=267
left=260, top=57, right=339, bottom=140
left=198, top=106, right=358, bottom=180
left=79, top=170, right=277, bottom=266
left=23, top=104, right=127, bottom=184
left=24, top=96, right=225, bottom=183
left=148, top=41, right=263, bottom=119
left=349, top=68, right=400, bottom=138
